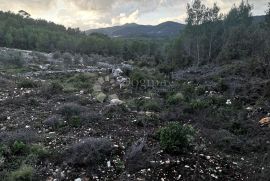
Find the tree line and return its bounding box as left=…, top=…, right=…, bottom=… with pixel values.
left=0, top=10, right=163, bottom=61
left=167, top=0, right=270, bottom=69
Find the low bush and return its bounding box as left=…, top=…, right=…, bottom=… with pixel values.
left=7, top=165, right=34, bottom=181
left=134, top=98, right=161, bottom=112
left=66, top=73, right=93, bottom=89
left=64, top=138, right=113, bottom=166
left=158, top=122, right=195, bottom=153
left=40, top=81, right=63, bottom=97
left=11, top=141, right=28, bottom=154
left=189, top=99, right=209, bottom=111
left=52, top=51, right=61, bottom=59
left=142, top=100, right=161, bottom=112
left=167, top=92, right=184, bottom=105
left=62, top=52, right=73, bottom=65
left=29, top=144, right=49, bottom=159
left=44, top=115, right=64, bottom=129
left=17, top=79, right=39, bottom=88
left=56, top=103, right=86, bottom=119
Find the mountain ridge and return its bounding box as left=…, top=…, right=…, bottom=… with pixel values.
left=86, top=21, right=185, bottom=38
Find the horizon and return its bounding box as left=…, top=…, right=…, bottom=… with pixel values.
left=0, top=0, right=268, bottom=31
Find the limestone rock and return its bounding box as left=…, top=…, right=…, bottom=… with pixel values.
left=109, top=94, right=119, bottom=100
left=96, top=92, right=107, bottom=103
left=98, top=77, right=105, bottom=84
left=110, top=99, right=124, bottom=105
left=93, top=84, right=102, bottom=92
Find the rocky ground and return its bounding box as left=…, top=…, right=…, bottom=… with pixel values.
left=0, top=48, right=269, bottom=181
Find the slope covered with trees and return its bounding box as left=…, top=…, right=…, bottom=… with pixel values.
left=167, top=1, right=270, bottom=70
left=0, top=11, right=164, bottom=61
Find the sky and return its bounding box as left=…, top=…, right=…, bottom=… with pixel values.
left=0, top=0, right=268, bottom=30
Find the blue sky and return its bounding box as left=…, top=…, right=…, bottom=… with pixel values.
left=0, top=0, right=268, bottom=30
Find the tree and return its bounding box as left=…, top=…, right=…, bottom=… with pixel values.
left=186, top=0, right=206, bottom=66
left=224, top=0, right=252, bottom=27
left=265, top=2, right=270, bottom=29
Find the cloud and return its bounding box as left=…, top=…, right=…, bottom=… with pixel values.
left=0, top=0, right=267, bottom=30
left=112, top=9, right=139, bottom=25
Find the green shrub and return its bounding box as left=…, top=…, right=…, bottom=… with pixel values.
left=189, top=99, right=209, bottom=110
left=142, top=100, right=161, bottom=112
left=11, top=141, right=27, bottom=154
left=53, top=51, right=61, bottom=59
left=57, top=103, right=86, bottom=118
left=181, top=83, right=195, bottom=99
left=8, top=165, right=34, bottom=181
left=217, top=78, right=229, bottom=92
left=167, top=93, right=184, bottom=105
left=68, top=116, right=81, bottom=128
left=17, top=79, right=38, bottom=88
left=159, top=122, right=195, bottom=153
left=30, top=144, right=49, bottom=158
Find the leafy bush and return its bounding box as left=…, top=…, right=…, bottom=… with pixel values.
left=44, top=115, right=64, bottom=129
left=7, top=165, right=34, bottom=181
left=52, top=51, right=61, bottom=59
left=64, top=138, right=113, bottom=166
left=68, top=116, right=81, bottom=128
left=40, top=81, right=63, bottom=97
left=158, top=122, right=195, bottom=153
left=66, top=73, right=93, bottom=89
left=167, top=93, right=184, bottom=105
left=189, top=99, right=209, bottom=110
left=56, top=103, right=86, bottom=119
left=17, top=79, right=38, bottom=88
left=62, top=52, right=73, bottom=65
left=142, top=100, right=161, bottom=112
left=11, top=141, right=27, bottom=154
left=29, top=144, right=49, bottom=159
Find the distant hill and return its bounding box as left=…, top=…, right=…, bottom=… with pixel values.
left=86, top=21, right=185, bottom=38
left=253, top=15, right=266, bottom=24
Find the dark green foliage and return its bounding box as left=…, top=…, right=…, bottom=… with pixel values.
left=68, top=116, right=82, bottom=128
left=167, top=93, right=184, bottom=105
left=11, top=141, right=27, bottom=154
left=17, top=79, right=38, bottom=88
left=189, top=99, right=209, bottom=110
left=158, top=122, right=195, bottom=153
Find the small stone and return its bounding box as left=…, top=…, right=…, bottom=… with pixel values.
left=110, top=99, right=124, bottom=105
left=107, top=161, right=111, bottom=168
left=211, top=174, right=218, bottom=179
left=74, top=178, right=82, bottom=181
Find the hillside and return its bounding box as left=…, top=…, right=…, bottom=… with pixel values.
left=86, top=21, right=185, bottom=38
